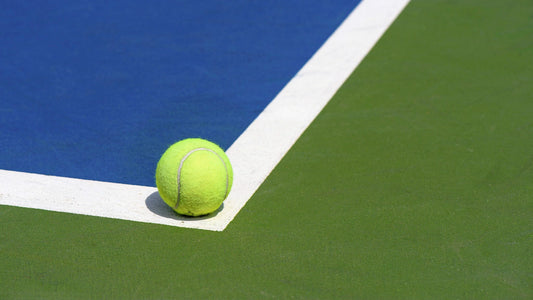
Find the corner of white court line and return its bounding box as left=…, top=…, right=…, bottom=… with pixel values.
left=0, top=0, right=411, bottom=231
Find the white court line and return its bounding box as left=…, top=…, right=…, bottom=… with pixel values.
left=0, top=0, right=410, bottom=231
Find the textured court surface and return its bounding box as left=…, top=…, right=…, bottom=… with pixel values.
left=0, top=0, right=408, bottom=231
left=0, top=0, right=532, bottom=298
left=0, top=0, right=359, bottom=186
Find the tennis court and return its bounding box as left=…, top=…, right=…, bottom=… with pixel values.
left=1, top=0, right=531, bottom=298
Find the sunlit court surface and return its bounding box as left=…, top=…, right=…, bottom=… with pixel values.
left=0, top=0, right=408, bottom=230
left=1, top=0, right=532, bottom=298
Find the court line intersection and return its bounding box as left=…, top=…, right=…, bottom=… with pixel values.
left=0, top=0, right=410, bottom=231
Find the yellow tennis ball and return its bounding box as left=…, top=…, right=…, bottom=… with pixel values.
left=155, top=138, right=233, bottom=217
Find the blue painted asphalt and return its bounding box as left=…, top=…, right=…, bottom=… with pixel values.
left=0, top=0, right=360, bottom=185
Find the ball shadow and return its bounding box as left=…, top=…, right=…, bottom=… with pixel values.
left=145, top=191, right=223, bottom=221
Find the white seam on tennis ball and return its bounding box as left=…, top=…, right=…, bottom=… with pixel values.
left=175, top=147, right=230, bottom=210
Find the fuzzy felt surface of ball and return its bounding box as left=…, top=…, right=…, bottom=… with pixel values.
left=155, top=138, right=233, bottom=217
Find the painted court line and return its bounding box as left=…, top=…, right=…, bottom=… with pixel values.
left=0, top=0, right=410, bottom=231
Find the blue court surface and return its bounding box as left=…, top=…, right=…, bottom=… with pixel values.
left=0, top=0, right=360, bottom=186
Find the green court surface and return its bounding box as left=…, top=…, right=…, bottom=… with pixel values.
left=1, top=0, right=532, bottom=298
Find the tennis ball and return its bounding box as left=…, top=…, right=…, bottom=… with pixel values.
left=155, top=138, right=233, bottom=217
